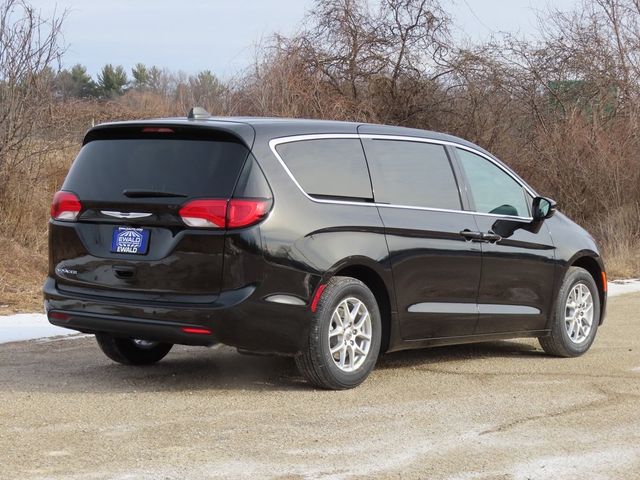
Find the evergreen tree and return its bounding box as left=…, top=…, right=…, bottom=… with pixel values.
left=131, top=63, right=150, bottom=90
left=54, top=64, right=97, bottom=99
left=97, top=64, right=128, bottom=97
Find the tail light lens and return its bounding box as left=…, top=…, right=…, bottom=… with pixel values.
left=227, top=199, right=271, bottom=228
left=51, top=191, right=81, bottom=221
left=179, top=198, right=271, bottom=229
left=179, top=199, right=228, bottom=228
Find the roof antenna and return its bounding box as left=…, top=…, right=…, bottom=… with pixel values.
left=187, top=106, right=211, bottom=120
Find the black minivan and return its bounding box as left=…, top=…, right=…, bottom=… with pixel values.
left=45, top=109, right=607, bottom=389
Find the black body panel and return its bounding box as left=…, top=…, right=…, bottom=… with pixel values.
left=472, top=217, right=556, bottom=334
left=377, top=208, right=482, bottom=339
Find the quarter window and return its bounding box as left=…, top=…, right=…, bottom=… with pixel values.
left=456, top=148, right=530, bottom=217
left=276, top=139, right=373, bottom=201
left=361, top=139, right=461, bottom=209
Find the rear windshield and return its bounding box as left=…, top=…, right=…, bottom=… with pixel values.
left=63, top=138, right=249, bottom=201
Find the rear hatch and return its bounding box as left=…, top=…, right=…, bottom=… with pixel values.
left=49, top=124, right=256, bottom=302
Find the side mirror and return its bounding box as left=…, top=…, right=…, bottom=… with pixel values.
left=532, top=197, right=557, bottom=221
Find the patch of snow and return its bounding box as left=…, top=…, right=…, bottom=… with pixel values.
left=608, top=278, right=640, bottom=297
left=0, top=313, right=74, bottom=344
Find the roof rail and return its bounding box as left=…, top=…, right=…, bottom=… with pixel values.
left=187, top=107, right=211, bottom=120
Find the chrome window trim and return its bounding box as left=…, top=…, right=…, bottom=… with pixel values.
left=268, top=133, right=535, bottom=221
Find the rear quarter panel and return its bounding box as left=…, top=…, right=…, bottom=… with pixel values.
left=249, top=131, right=395, bottom=307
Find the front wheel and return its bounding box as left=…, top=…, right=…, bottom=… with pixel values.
left=295, top=276, right=382, bottom=390
left=539, top=266, right=600, bottom=357
left=95, top=333, right=173, bottom=365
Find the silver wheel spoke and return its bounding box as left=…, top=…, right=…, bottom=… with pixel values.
left=333, top=310, right=344, bottom=328
left=356, top=331, right=371, bottom=341
left=349, top=301, right=363, bottom=326
left=339, top=348, right=346, bottom=368
left=354, top=344, right=367, bottom=356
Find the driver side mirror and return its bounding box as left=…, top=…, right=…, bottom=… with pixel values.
left=532, top=197, right=557, bottom=221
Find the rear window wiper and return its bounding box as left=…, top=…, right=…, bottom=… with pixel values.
left=123, top=189, right=188, bottom=198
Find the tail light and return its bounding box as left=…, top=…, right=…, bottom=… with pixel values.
left=179, top=198, right=271, bottom=229
left=51, top=191, right=81, bottom=221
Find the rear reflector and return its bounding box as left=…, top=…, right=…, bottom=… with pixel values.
left=48, top=311, right=70, bottom=321
left=310, top=284, right=327, bottom=313
left=51, top=191, right=81, bottom=221
left=179, top=198, right=271, bottom=229
left=181, top=327, right=212, bottom=335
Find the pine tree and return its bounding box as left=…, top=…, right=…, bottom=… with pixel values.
left=131, top=63, right=150, bottom=90
left=97, top=64, right=128, bottom=97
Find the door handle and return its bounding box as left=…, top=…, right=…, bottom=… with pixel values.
left=482, top=232, right=502, bottom=243
left=459, top=230, right=484, bottom=241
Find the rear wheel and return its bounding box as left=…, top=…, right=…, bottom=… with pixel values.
left=539, top=266, right=600, bottom=357
left=95, top=333, right=173, bottom=365
left=295, top=276, right=382, bottom=390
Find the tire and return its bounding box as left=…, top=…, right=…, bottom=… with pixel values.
left=95, top=333, right=173, bottom=365
left=539, top=266, right=600, bottom=357
left=295, top=276, right=382, bottom=390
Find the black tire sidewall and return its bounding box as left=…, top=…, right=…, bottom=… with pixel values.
left=555, top=268, right=600, bottom=355
left=314, top=279, right=382, bottom=388
left=96, top=333, right=172, bottom=365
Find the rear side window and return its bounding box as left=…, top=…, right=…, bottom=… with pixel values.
left=456, top=148, right=530, bottom=217
left=275, top=139, right=373, bottom=201
left=63, top=137, right=249, bottom=201
left=361, top=139, right=461, bottom=209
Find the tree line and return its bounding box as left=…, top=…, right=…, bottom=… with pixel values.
left=52, top=63, right=224, bottom=101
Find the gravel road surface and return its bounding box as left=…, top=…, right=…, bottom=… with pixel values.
left=2, top=294, right=639, bottom=479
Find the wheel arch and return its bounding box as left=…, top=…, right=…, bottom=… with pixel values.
left=569, top=253, right=606, bottom=324
left=331, top=262, right=394, bottom=354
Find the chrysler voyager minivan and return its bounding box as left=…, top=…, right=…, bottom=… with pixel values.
left=44, top=109, right=606, bottom=389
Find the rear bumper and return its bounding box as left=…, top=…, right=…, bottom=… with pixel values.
left=43, top=277, right=311, bottom=354
left=48, top=309, right=216, bottom=346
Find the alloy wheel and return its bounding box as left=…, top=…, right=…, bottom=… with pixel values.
left=328, top=297, right=373, bottom=372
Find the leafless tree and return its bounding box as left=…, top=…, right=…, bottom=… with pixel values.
left=0, top=0, right=65, bottom=187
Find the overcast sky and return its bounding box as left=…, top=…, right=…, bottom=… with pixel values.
left=29, top=0, right=580, bottom=78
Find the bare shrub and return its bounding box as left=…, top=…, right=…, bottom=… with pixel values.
left=593, top=203, right=640, bottom=278
left=0, top=0, right=65, bottom=183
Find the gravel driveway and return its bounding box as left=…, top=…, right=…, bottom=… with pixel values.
left=2, top=294, right=639, bottom=480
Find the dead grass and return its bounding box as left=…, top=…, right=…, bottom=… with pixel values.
left=0, top=143, right=73, bottom=314
left=0, top=234, right=47, bottom=314
left=595, top=203, right=640, bottom=279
